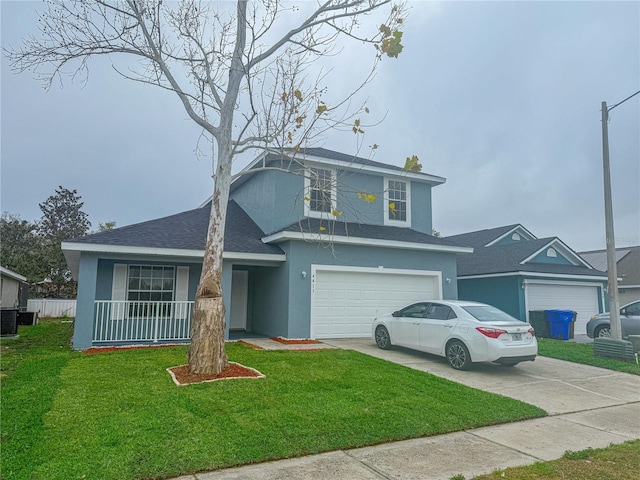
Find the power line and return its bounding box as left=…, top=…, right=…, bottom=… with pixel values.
left=608, top=90, right=640, bottom=112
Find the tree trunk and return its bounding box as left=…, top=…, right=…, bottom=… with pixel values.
left=187, top=0, right=248, bottom=375
left=187, top=153, right=232, bottom=374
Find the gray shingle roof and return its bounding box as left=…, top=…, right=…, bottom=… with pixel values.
left=446, top=224, right=522, bottom=248
left=275, top=218, right=463, bottom=247
left=227, top=148, right=445, bottom=195
left=580, top=246, right=640, bottom=285
left=69, top=201, right=283, bottom=255
left=457, top=237, right=606, bottom=277
left=296, top=147, right=435, bottom=176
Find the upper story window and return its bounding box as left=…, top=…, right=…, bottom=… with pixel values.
left=546, top=248, right=557, bottom=258
left=512, top=233, right=521, bottom=241
left=304, top=167, right=336, bottom=218
left=384, top=178, right=411, bottom=226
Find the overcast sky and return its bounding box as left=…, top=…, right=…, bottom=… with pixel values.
left=2, top=1, right=639, bottom=253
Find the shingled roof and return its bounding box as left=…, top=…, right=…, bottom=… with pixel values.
left=68, top=201, right=283, bottom=255
left=446, top=224, right=523, bottom=248
left=456, top=237, right=607, bottom=278
left=272, top=217, right=463, bottom=247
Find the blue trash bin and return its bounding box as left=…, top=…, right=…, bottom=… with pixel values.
left=544, top=310, right=574, bottom=340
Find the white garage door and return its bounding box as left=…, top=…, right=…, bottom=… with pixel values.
left=311, top=267, right=441, bottom=339
left=526, top=283, right=600, bottom=335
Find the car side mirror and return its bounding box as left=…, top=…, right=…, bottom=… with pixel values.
left=392, top=311, right=399, bottom=317
left=620, top=308, right=627, bottom=316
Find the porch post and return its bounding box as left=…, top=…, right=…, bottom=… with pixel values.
left=73, top=254, right=99, bottom=350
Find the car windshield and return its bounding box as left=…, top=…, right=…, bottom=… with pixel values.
left=463, top=305, right=519, bottom=322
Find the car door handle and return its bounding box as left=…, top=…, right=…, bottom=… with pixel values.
left=443, top=324, right=453, bottom=328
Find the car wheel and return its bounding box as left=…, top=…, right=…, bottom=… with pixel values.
left=446, top=340, right=471, bottom=370
left=375, top=325, right=392, bottom=350
left=595, top=325, right=612, bottom=338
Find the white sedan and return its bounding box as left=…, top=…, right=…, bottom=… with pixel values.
left=372, top=300, right=537, bottom=370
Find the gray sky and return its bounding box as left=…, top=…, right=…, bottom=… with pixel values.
left=2, top=1, right=639, bottom=252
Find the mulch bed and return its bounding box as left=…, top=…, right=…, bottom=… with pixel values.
left=167, top=362, right=264, bottom=386
left=271, top=337, right=322, bottom=345
left=84, top=344, right=180, bottom=355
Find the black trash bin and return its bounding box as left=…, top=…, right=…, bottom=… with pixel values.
left=17, top=311, right=38, bottom=326
left=1, top=308, right=19, bottom=336
left=529, top=310, right=549, bottom=338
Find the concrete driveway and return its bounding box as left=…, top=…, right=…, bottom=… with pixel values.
left=324, top=338, right=639, bottom=415
left=174, top=338, right=640, bottom=480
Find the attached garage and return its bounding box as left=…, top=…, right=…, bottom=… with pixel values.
left=311, top=266, right=442, bottom=338
left=525, top=282, right=602, bottom=335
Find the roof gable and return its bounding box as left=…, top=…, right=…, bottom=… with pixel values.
left=447, top=224, right=531, bottom=248
left=580, top=246, right=640, bottom=285
left=457, top=237, right=604, bottom=278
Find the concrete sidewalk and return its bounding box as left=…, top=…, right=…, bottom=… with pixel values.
left=172, top=339, right=640, bottom=480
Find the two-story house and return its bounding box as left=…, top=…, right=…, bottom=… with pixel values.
left=63, top=148, right=471, bottom=350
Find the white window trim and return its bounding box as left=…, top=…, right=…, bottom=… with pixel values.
left=384, top=177, right=411, bottom=227
left=304, top=166, right=337, bottom=219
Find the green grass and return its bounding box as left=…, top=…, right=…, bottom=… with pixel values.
left=1, top=320, right=546, bottom=480
left=470, top=440, right=640, bottom=479
left=538, top=339, right=640, bottom=375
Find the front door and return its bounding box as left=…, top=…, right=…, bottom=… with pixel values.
left=229, top=270, right=249, bottom=330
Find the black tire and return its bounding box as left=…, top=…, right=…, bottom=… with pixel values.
left=375, top=325, right=392, bottom=350
left=595, top=325, right=612, bottom=338
left=446, top=340, right=472, bottom=370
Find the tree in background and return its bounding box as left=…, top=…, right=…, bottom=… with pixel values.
left=0, top=213, right=48, bottom=284
left=97, top=221, right=117, bottom=232
left=7, top=0, right=407, bottom=374
left=37, top=186, right=91, bottom=297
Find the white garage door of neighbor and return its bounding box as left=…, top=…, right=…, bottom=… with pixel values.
left=311, top=268, right=441, bottom=339
left=526, top=283, right=600, bottom=335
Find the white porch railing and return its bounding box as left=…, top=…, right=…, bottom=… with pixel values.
left=94, top=300, right=194, bottom=343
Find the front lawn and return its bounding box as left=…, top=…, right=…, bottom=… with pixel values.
left=538, top=338, right=640, bottom=375
left=1, top=319, right=545, bottom=480
left=471, top=439, right=640, bottom=480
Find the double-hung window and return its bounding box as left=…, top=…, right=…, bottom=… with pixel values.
left=384, top=178, right=411, bottom=226
left=127, top=266, right=175, bottom=318
left=127, top=266, right=175, bottom=302
left=305, top=167, right=336, bottom=218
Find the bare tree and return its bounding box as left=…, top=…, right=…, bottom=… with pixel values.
left=6, top=0, right=407, bottom=374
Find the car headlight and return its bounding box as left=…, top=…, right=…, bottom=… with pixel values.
left=590, top=314, right=599, bottom=320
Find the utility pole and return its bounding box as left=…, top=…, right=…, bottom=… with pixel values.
left=600, top=101, right=621, bottom=339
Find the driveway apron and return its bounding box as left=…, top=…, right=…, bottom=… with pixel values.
left=173, top=338, right=640, bottom=480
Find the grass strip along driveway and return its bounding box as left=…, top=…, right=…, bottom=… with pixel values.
left=2, top=320, right=545, bottom=480
left=537, top=338, right=640, bottom=375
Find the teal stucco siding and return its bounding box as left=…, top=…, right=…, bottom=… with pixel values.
left=283, top=240, right=458, bottom=338
left=458, top=276, right=525, bottom=321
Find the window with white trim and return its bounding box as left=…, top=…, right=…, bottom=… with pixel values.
left=384, top=178, right=411, bottom=226
left=305, top=167, right=336, bottom=217
left=127, top=265, right=175, bottom=302
left=546, top=248, right=557, bottom=258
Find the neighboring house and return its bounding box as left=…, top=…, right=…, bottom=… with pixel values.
left=63, top=148, right=471, bottom=350
left=447, top=225, right=608, bottom=335
left=579, top=246, right=640, bottom=306
left=1, top=266, right=28, bottom=309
